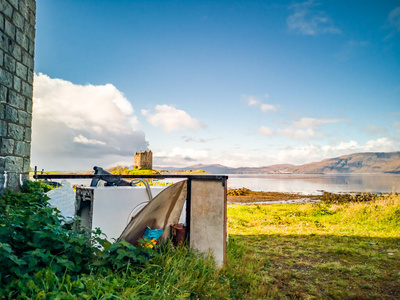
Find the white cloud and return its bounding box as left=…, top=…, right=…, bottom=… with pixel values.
left=181, top=136, right=213, bottom=143
left=245, top=95, right=277, bottom=113
left=388, top=7, right=400, bottom=32
left=217, top=137, right=400, bottom=168
left=362, top=124, right=388, bottom=136
left=73, top=135, right=106, bottom=146
left=247, top=97, right=259, bottom=106
left=257, top=126, right=275, bottom=136
left=154, top=147, right=210, bottom=167
left=276, top=137, right=400, bottom=165
left=277, top=127, right=315, bottom=138
left=142, top=104, right=205, bottom=133
left=363, top=137, right=398, bottom=151
left=293, top=117, right=341, bottom=128
left=282, top=117, right=341, bottom=138
left=287, top=0, right=340, bottom=36
left=31, top=73, right=149, bottom=171
left=151, top=136, right=399, bottom=169
left=260, top=103, right=276, bottom=113
left=257, top=117, right=342, bottom=139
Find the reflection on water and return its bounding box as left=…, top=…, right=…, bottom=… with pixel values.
left=227, top=174, right=400, bottom=194
left=43, top=174, right=400, bottom=195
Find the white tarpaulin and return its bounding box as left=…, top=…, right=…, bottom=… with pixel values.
left=118, top=180, right=187, bottom=245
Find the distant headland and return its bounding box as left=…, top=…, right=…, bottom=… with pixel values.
left=158, top=151, right=400, bottom=175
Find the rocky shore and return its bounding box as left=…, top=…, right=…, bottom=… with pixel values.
left=227, top=188, right=319, bottom=204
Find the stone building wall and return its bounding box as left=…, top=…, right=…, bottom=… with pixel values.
left=0, top=0, right=36, bottom=192
left=134, top=150, right=153, bottom=170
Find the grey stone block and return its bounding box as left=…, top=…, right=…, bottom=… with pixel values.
left=0, top=120, right=7, bottom=136
left=8, top=90, right=25, bottom=109
left=0, top=0, right=13, bottom=19
left=9, top=0, right=18, bottom=10
left=28, top=25, right=35, bottom=41
left=28, top=39, right=34, bottom=56
left=18, top=110, right=29, bottom=126
left=19, top=2, right=29, bottom=20
left=6, top=172, right=23, bottom=191
left=12, top=11, right=24, bottom=30
left=4, top=53, right=16, bottom=72
left=14, top=75, right=21, bottom=92
left=27, top=68, right=32, bottom=83
left=8, top=40, right=21, bottom=62
left=16, top=29, right=29, bottom=50
left=0, top=138, right=14, bottom=155
left=0, top=13, right=3, bottom=31
left=25, top=98, right=32, bottom=113
left=21, top=81, right=32, bottom=97
left=0, top=85, right=6, bottom=103
left=22, top=51, right=29, bottom=67
left=16, top=61, right=27, bottom=79
left=24, top=126, right=31, bottom=141
left=0, top=49, right=3, bottom=65
left=5, top=105, right=18, bottom=123
left=0, top=68, right=13, bottom=88
left=0, top=32, right=8, bottom=52
left=0, top=104, right=5, bottom=119
left=28, top=8, right=35, bottom=27
left=5, top=156, right=23, bottom=172
left=22, top=51, right=33, bottom=70
left=15, top=140, right=30, bottom=157
left=27, top=0, right=35, bottom=12
left=23, top=158, right=30, bottom=172
left=0, top=156, right=5, bottom=168
left=5, top=19, right=16, bottom=40
left=8, top=123, right=24, bottom=140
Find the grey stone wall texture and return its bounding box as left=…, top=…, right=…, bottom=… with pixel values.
left=0, top=0, right=36, bottom=192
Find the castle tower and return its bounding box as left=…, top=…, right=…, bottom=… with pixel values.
left=134, top=150, right=153, bottom=170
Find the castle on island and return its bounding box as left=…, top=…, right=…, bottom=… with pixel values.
left=134, top=150, right=153, bottom=170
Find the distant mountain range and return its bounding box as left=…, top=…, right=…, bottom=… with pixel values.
left=160, top=151, right=400, bottom=174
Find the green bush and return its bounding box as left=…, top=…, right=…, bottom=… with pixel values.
left=227, top=187, right=252, bottom=196
left=320, top=192, right=377, bottom=204
left=0, top=181, right=150, bottom=297
left=0, top=181, right=230, bottom=299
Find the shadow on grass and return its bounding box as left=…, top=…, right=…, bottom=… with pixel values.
left=225, top=234, right=400, bottom=299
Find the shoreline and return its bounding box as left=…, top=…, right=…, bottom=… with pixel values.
left=226, top=188, right=394, bottom=205
left=228, top=198, right=320, bottom=205
left=227, top=188, right=320, bottom=204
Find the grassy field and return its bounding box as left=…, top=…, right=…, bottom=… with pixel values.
left=1, top=183, right=399, bottom=299
left=225, top=194, right=400, bottom=299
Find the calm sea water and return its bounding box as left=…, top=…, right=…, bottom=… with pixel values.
left=49, top=174, right=400, bottom=195
left=226, top=174, right=400, bottom=195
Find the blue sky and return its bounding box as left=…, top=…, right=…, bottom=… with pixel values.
left=31, top=0, right=400, bottom=170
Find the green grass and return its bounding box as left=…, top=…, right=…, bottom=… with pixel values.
left=226, top=195, right=400, bottom=299
left=1, top=183, right=399, bottom=299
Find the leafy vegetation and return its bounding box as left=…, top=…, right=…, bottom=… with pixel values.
left=107, top=165, right=160, bottom=176
left=0, top=181, right=228, bottom=298
left=107, top=165, right=174, bottom=186
left=227, top=187, right=253, bottom=196
left=1, top=183, right=399, bottom=299
left=319, top=191, right=380, bottom=204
